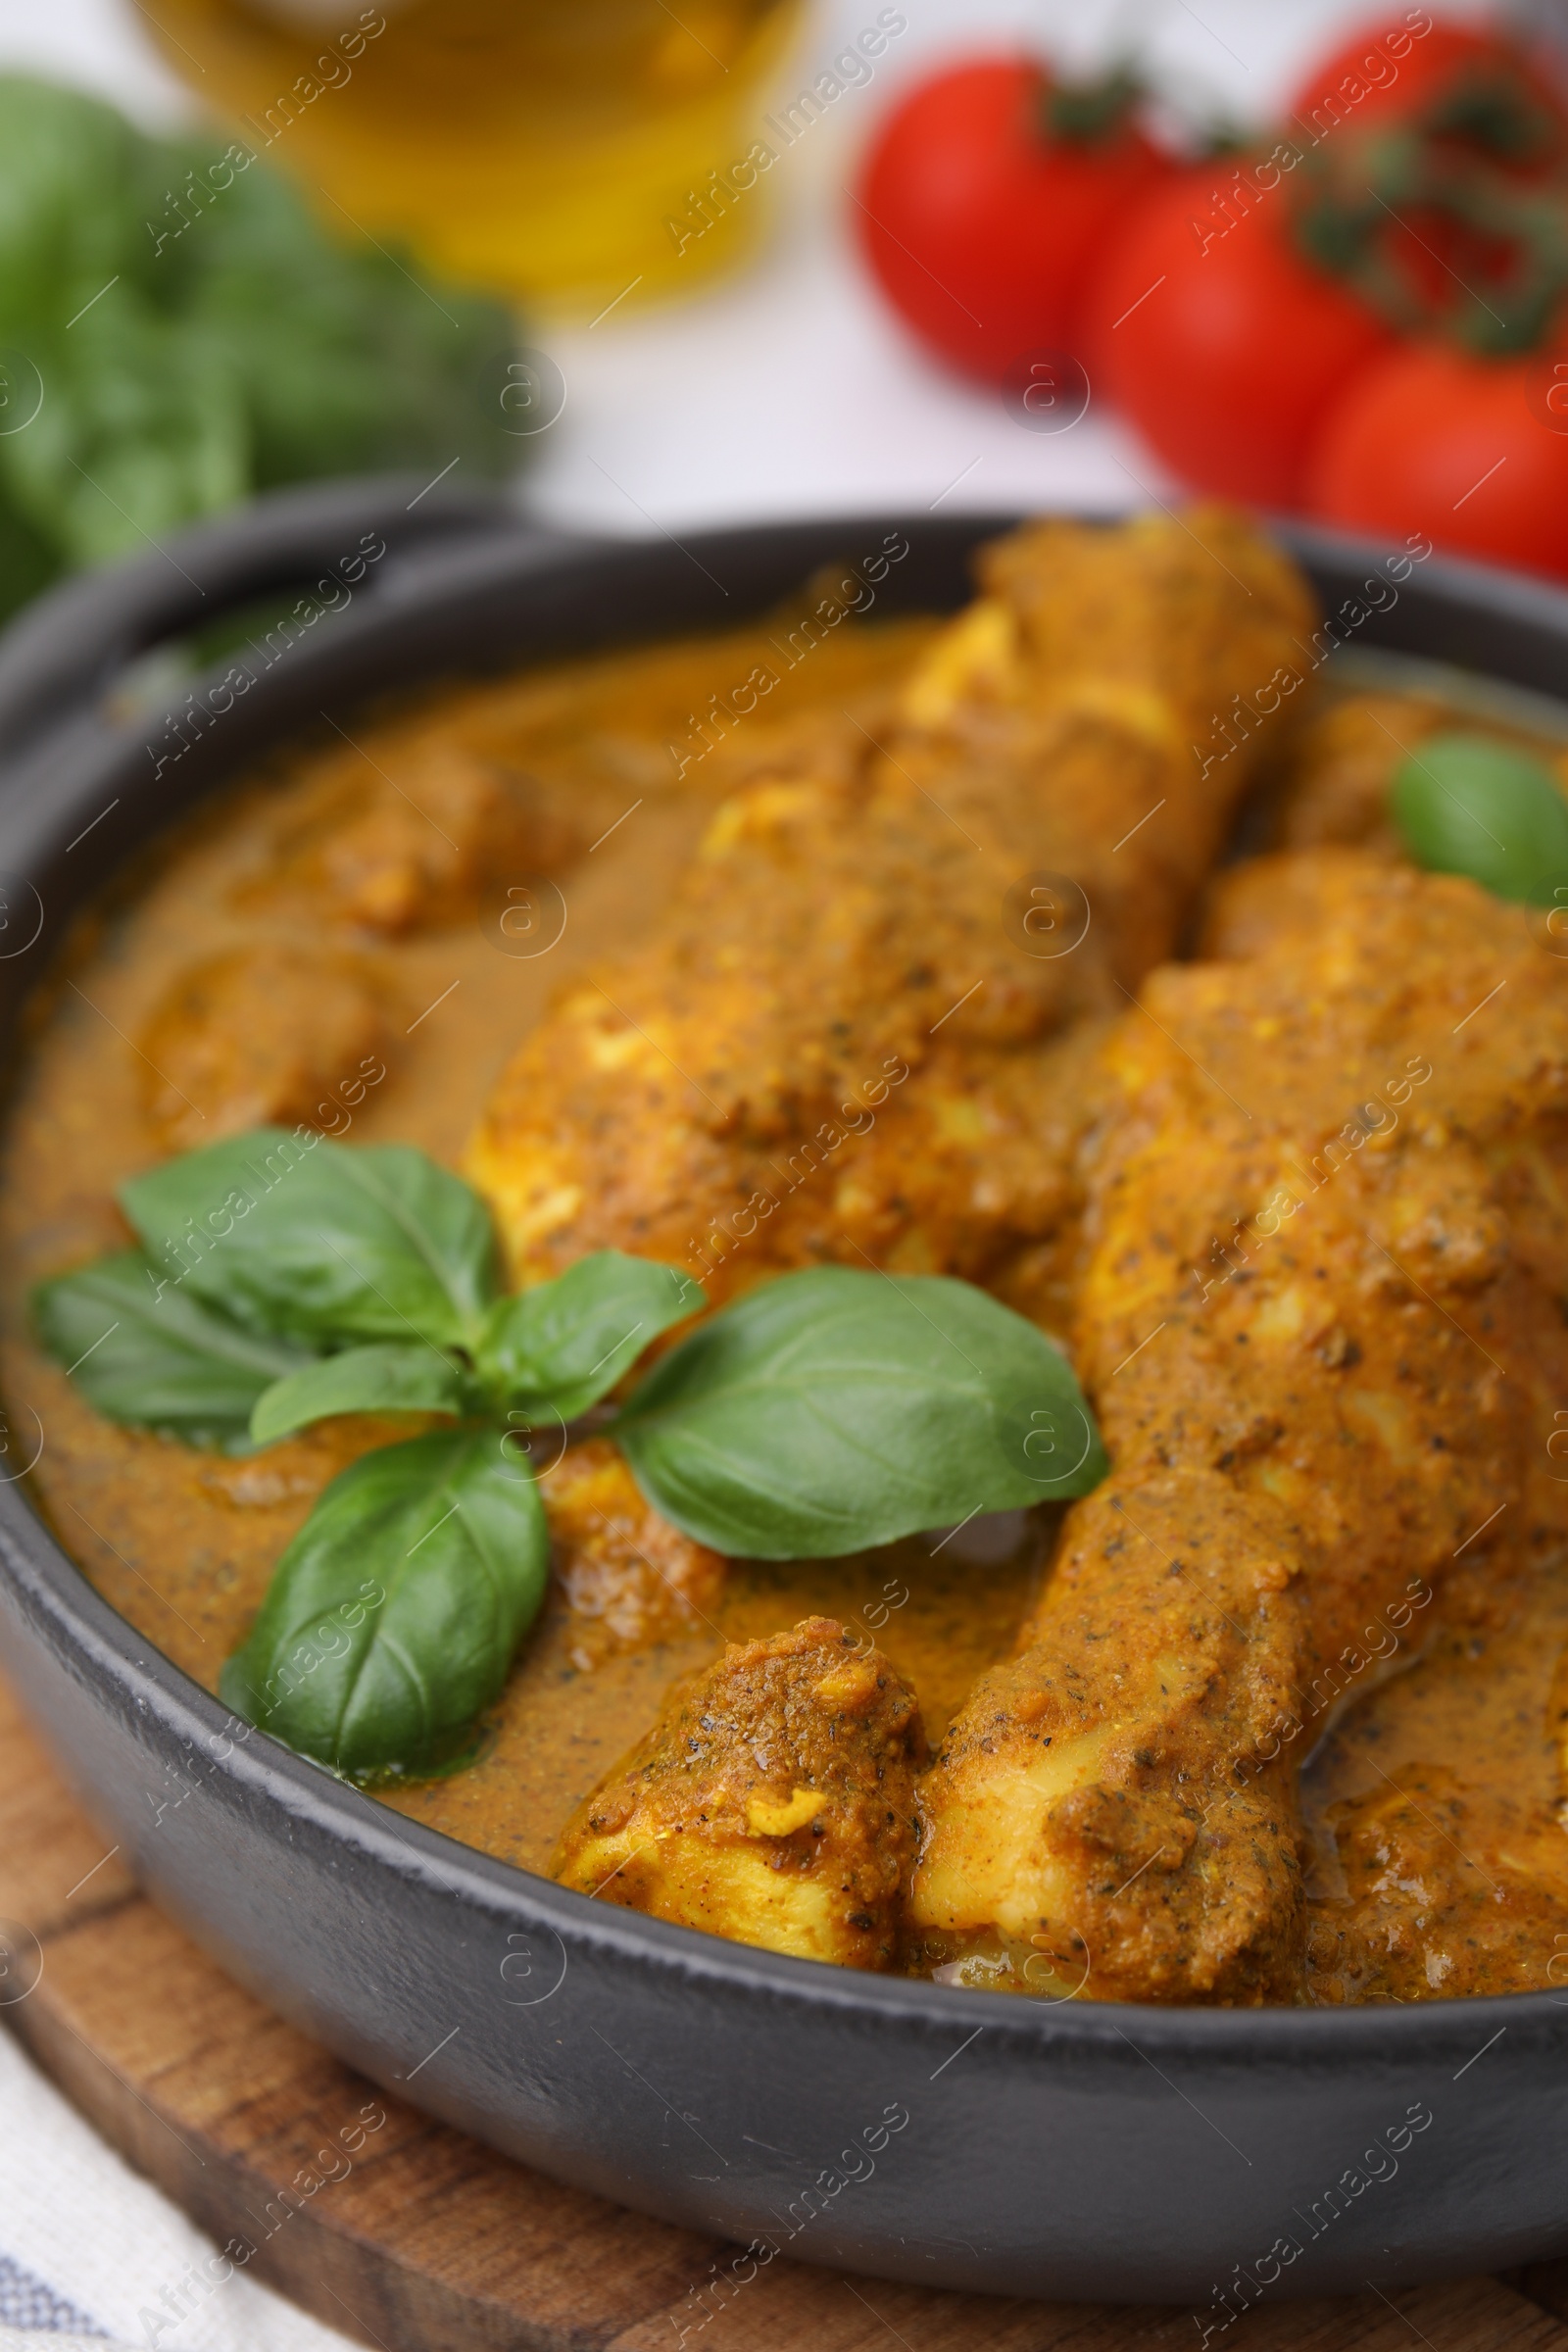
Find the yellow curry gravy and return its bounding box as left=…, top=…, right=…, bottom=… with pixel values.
left=0, top=612, right=1046, bottom=1870
left=1, top=608, right=1565, bottom=2003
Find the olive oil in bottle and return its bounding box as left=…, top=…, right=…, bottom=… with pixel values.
left=141, top=0, right=806, bottom=314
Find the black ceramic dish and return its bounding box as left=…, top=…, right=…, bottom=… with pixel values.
left=0, top=480, right=1566, bottom=2308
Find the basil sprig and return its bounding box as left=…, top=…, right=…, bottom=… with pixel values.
left=32, top=1128, right=1106, bottom=1783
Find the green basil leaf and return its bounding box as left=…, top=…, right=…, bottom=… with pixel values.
left=178, top=160, right=517, bottom=490
left=0, top=464, right=61, bottom=625
left=1393, top=731, right=1568, bottom=906
left=2, top=301, right=249, bottom=567
left=0, top=78, right=158, bottom=332
left=251, top=1343, right=467, bottom=1447
left=120, top=1128, right=499, bottom=1351
left=613, top=1266, right=1107, bottom=1559
left=219, top=1428, right=547, bottom=1780
left=31, top=1249, right=314, bottom=1451
left=474, top=1250, right=704, bottom=1418
left=0, top=75, right=517, bottom=608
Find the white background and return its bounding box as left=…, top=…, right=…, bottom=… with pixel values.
left=0, top=0, right=1501, bottom=534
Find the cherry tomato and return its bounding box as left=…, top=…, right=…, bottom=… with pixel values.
left=1287, top=19, right=1568, bottom=166
left=854, top=58, right=1170, bottom=386
left=1283, top=19, right=1568, bottom=352
left=1081, top=166, right=1393, bottom=508
left=1305, top=341, right=1568, bottom=580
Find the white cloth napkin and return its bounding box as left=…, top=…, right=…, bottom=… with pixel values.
left=0, top=2028, right=354, bottom=2352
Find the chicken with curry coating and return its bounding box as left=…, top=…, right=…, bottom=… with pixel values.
left=545, top=1437, right=726, bottom=1671
left=912, top=856, right=1568, bottom=2002
left=139, top=945, right=391, bottom=1148
left=467, top=509, right=1315, bottom=1307
left=553, top=1617, right=924, bottom=1970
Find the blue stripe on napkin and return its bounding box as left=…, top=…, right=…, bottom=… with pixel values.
left=0, top=2251, right=106, bottom=2335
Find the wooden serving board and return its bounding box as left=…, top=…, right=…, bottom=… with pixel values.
left=3, top=1672, right=1568, bottom=2352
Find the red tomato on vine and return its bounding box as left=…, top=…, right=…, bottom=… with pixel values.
left=1287, top=19, right=1568, bottom=168
left=1079, top=12, right=1568, bottom=563
left=1305, top=341, right=1568, bottom=580
left=854, top=16, right=1568, bottom=578
left=1286, top=16, right=1568, bottom=353
left=1288, top=16, right=1568, bottom=574
left=853, top=58, right=1170, bottom=385
left=1080, top=164, right=1393, bottom=508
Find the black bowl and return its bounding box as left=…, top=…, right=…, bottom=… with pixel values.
left=1, top=479, right=1567, bottom=2309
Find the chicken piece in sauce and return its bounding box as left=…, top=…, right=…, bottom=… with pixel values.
left=912, top=857, right=1568, bottom=2002
left=553, top=1618, right=924, bottom=1969
left=138, top=945, right=391, bottom=1148
left=909, top=1471, right=1311, bottom=2002
left=1264, top=691, right=1448, bottom=858
left=545, top=1438, right=726, bottom=1670
left=1260, top=685, right=1568, bottom=867
left=468, top=509, right=1315, bottom=1304
left=248, top=742, right=585, bottom=935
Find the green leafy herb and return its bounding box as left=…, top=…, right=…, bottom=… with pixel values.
left=172, top=158, right=515, bottom=493
left=0, top=78, right=149, bottom=330
left=219, top=1430, right=547, bottom=1780
left=0, top=75, right=520, bottom=611
left=120, top=1127, right=499, bottom=1349
left=5, top=298, right=249, bottom=568
left=1393, top=731, right=1568, bottom=906
left=35, top=1130, right=1107, bottom=1781
left=0, top=462, right=64, bottom=627
left=32, top=1248, right=314, bottom=1449
left=250, top=1343, right=469, bottom=1447
left=615, top=1265, right=1106, bottom=1558
left=474, top=1250, right=703, bottom=1419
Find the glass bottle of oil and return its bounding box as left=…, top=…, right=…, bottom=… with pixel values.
left=138, top=0, right=808, bottom=316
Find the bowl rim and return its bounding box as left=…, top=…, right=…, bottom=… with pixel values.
left=5, top=490, right=1568, bottom=2065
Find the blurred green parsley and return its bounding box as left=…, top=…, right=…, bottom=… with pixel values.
left=0, top=76, right=521, bottom=620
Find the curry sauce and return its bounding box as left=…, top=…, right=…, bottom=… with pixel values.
left=8, top=514, right=1568, bottom=2005
left=0, top=609, right=1042, bottom=1882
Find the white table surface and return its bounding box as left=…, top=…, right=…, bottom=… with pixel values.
left=0, top=1, right=1488, bottom=2345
